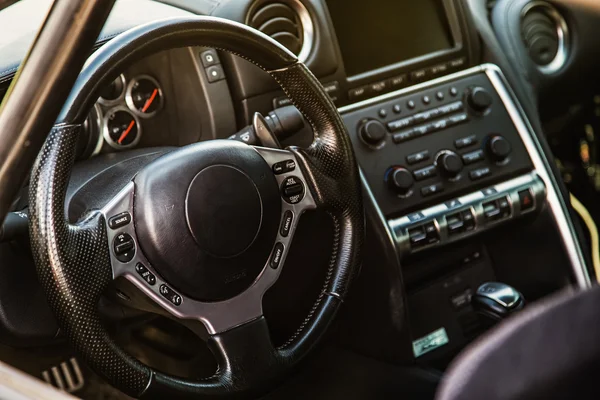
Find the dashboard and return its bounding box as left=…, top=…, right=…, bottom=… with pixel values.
left=0, top=0, right=598, bottom=368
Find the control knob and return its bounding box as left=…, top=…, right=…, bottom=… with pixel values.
left=359, top=119, right=386, bottom=146
left=487, top=135, right=512, bottom=162
left=436, top=151, right=463, bottom=178
left=467, top=87, right=493, bottom=114
left=387, top=167, right=414, bottom=196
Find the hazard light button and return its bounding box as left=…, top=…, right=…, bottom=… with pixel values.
left=519, top=189, right=534, bottom=211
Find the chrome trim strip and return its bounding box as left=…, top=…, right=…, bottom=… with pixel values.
left=340, top=64, right=590, bottom=288
left=521, top=1, right=569, bottom=75
left=289, top=0, right=314, bottom=63
left=389, top=172, right=546, bottom=256
left=484, top=64, right=590, bottom=287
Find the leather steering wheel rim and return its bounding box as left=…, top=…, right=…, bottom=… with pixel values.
left=29, top=16, right=364, bottom=399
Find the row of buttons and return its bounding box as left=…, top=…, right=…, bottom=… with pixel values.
left=379, top=87, right=459, bottom=119
left=388, top=101, right=464, bottom=132
left=273, top=159, right=296, bottom=175
left=200, top=49, right=225, bottom=84
left=393, top=113, right=469, bottom=144
left=348, top=57, right=467, bottom=102
left=159, top=284, right=182, bottom=306
left=405, top=134, right=479, bottom=167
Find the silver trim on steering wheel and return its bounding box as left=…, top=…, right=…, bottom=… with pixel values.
left=101, top=147, right=316, bottom=334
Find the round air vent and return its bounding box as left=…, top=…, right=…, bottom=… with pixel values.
left=521, top=2, right=569, bottom=74
left=247, top=0, right=314, bottom=62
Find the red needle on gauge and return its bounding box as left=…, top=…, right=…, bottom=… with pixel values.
left=141, top=89, right=158, bottom=113
left=118, top=120, right=136, bottom=144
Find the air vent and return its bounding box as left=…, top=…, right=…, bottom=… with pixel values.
left=248, top=0, right=313, bottom=62
left=521, top=2, right=568, bottom=74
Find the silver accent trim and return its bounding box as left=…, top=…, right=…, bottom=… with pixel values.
left=341, top=64, right=590, bottom=288
left=102, top=106, right=142, bottom=150
left=89, top=103, right=104, bottom=156
left=521, top=1, right=569, bottom=75
left=389, top=173, right=546, bottom=256
left=484, top=64, right=590, bottom=287
left=248, top=0, right=314, bottom=63
left=125, top=75, right=164, bottom=118
left=290, top=0, right=314, bottom=63
left=97, top=74, right=126, bottom=107
left=101, top=148, right=316, bottom=334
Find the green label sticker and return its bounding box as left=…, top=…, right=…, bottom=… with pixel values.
left=412, top=327, right=449, bottom=358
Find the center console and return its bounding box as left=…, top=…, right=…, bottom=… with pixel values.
left=341, top=67, right=540, bottom=258
left=339, top=64, right=589, bottom=364
left=213, top=0, right=591, bottom=368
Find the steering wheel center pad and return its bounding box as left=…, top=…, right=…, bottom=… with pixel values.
left=134, top=140, right=281, bottom=302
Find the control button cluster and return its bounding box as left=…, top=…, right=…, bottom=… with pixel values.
left=388, top=101, right=464, bottom=132
left=392, top=112, right=469, bottom=144
left=114, top=233, right=135, bottom=263
left=135, top=263, right=156, bottom=286
left=200, top=49, right=225, bottom=84
left=281, top=176, right=305, bottom=204
left=347, top=57, right=466, bottom=103
left=408, top=221, right=440, bottom=249
left=273, top=159, right=296, bottom=175
left=389, top=175, right=544, bottom=256
left=159, top=284, right=182, bottom=306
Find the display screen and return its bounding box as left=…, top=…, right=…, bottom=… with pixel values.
left=326, top=0, right=454, bottom=77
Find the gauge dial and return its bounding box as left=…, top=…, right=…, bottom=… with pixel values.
left=103, top=107, right=142, bottom=150
left=126, top=75, right=163, bottom=118
left=98, top=75, right=126, bottom=105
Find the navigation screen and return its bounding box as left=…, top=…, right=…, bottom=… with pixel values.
left=326, top=0, right=454, bottom=76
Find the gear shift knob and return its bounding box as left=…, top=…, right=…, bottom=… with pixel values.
left=472, top=282, right=525, bottom=323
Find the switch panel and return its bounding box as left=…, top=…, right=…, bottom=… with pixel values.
left=389, top=173, right=545, bottom=257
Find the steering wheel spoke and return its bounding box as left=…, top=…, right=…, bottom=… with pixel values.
left=101, top=148, right=316, bottom=335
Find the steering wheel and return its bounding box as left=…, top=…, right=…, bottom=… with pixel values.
left=28, top=16, right=363, bottom=399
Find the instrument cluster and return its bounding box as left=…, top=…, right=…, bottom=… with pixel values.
left=78, top=74, right=164, bottom=159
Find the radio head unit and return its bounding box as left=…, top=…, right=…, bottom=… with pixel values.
left=327, top=0, right=456, bottom=78
left=323, top=0, right=470, bottom=106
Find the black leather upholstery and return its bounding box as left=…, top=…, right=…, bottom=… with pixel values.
left=29, top=16, right=364, bottom=399
left=437, top=286, right=600, bottom=400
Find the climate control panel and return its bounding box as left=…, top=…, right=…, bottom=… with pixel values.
left=341, top=71, right=534, bottom=218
